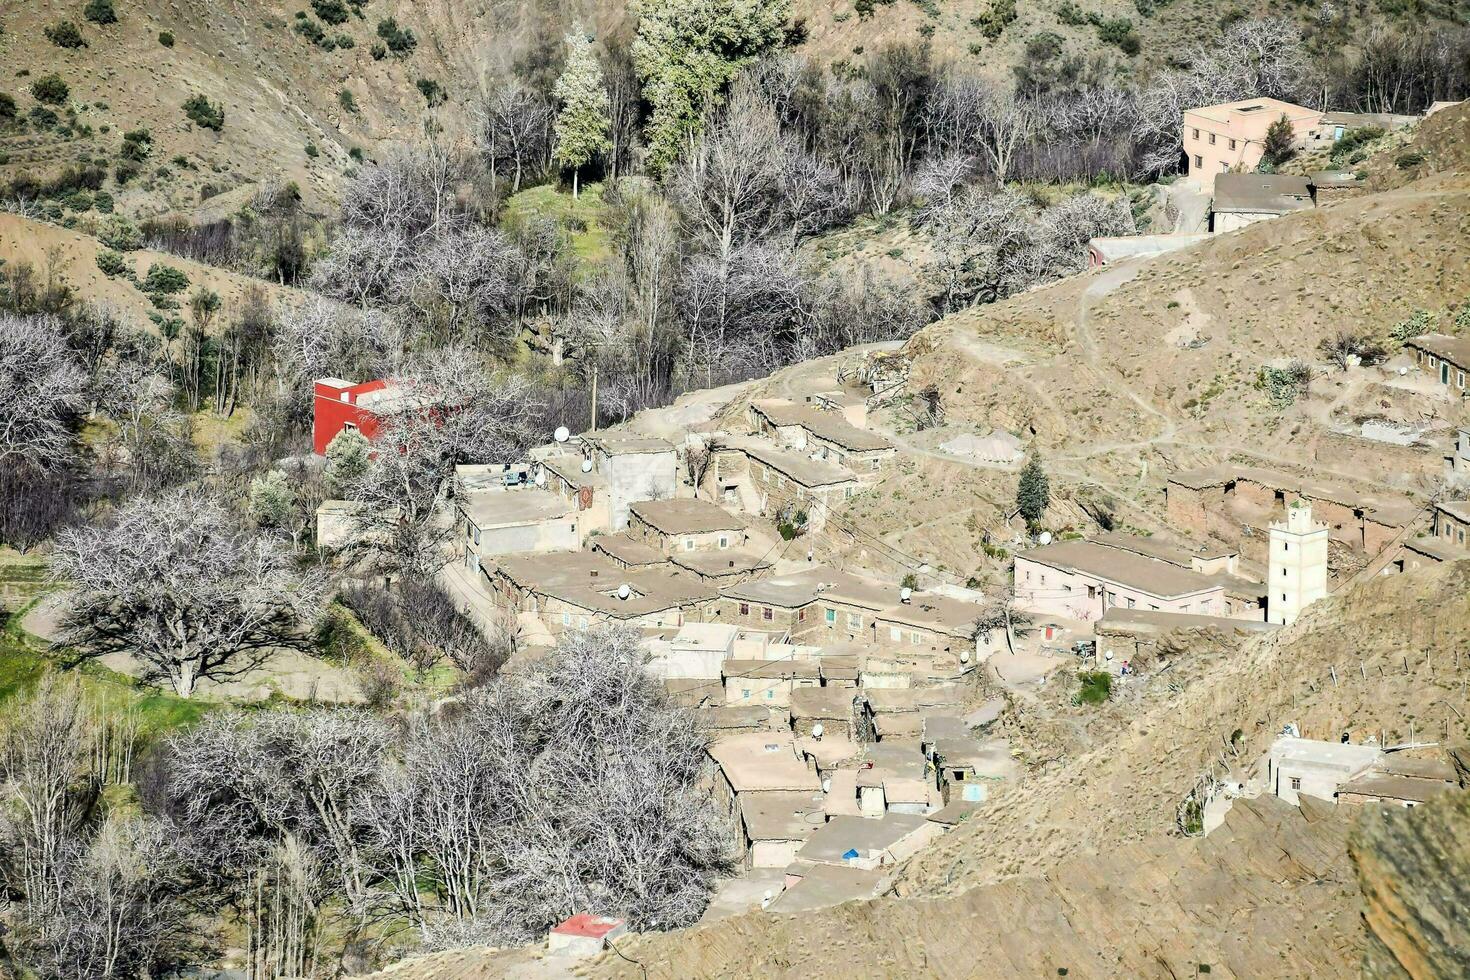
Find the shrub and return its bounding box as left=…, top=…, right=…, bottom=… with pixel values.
left=94, top=190, right=114, bottom=213
left=158, top=30, right=175, bottom=47
left=370, top=41, right=386, bottom=59
left=312, top=0, right=350, bottom=24
left=304, top=142, right=320, bottom=158
left=96, top=248, right=128, bottom=276
left=1076, top=670, right=1112, bottom=705
left=335, top=33, right=355, bottom=48
left=97, top=216, right=142, bottom=250
left=84, top=0, right=118, bottom=24
left=1329, top=126, right=1385, bottom=163
left=294, top=17, right=327, bottom=45
left=113, top=161, right=140, bottom=185
left=376, top=17, right=416, bottom=54
left=120, top=128, right=153, bottom=162
left=29, top=105, right=61, bottom=128
left=415, top=77, right=444, bottom=106
left=1057, top=1, right=1086, bottom=24
left=142, top=263, right=190, bottom=295
left=1396, top=151, right=1426, bottom=169
left=182, top=94, right=224, bottom=131
left=974, top=0, right=1017, bottom=39
left=44, top=21, right=88, bottom=49
left=348, top=146, right=364, bottom=162
left=31, top=75, right=71, bottom=105
left=1096, top=17, right=1140, bottom=54
left=1258, top=360, right=1312, bottom=408
left=62, top=190, right=94, bottom=211
left=0, top=93, right=16, bottom=123
left=1390, top=308, right=1434, bottom=342
left=338, top=88, right=358, bottom=113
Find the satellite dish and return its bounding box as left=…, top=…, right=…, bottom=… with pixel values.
left=959, top=650, right=970, bottom=664
left=618, top=583, right=631, bottom=600
left=1398, top=366, right=1409, bottom=376
left=821, top=778, right=832, bottom=793
left=534, top=469, right=546, bottom=487
left=811, top=723, right=824, bottom=739
left=919, top=564, right=931, bottom=575
left=581, top=459, right=593, bottom=473
left=900, top=586, right=913, bottom=603
left=1038, top=531, right=1054, bottom=545
left=554, top=426, right=570, bottom=443
left=1104, top=650, right=1114, bottom=661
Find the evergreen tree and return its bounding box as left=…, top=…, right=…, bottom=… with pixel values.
left=324, top=428, right=371, bottom=498
left=1262, top=114, right=1296, bottom=167
left=552, top=30, right=612, bottom=198
left=630, top=0, right=789, bottom=175
left=1016, top=455, right=1050, bottom=528
left=248, top=469, right=297, bottom=530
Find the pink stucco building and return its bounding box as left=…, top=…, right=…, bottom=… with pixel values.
left=1182, top=98, right=1323, bottom=192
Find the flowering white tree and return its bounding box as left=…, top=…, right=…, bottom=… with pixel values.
left=0, top=314, right=87, bottom=472
left=50, top=490, right=330, bottom=697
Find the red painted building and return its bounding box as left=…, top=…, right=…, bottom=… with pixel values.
left=312, top=377, right=394, bottom=456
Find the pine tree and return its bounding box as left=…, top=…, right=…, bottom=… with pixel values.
left=249, top=470, right=297, bottom=530
left=1262, top=114, right=1296, bottom=167
left=552, top=30, right=612, bottom=198
left=324, top=429, right=371, bottom=498
left=1016, top=455, right=1050, bottom=529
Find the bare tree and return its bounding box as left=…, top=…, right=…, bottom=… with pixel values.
left=366, top=626, right=730, bottom=944
left=393, top=225, right=519, bottom=345
left=0, top=314, right=87, bottom=473
left=477, top=80, right=554, bottom=195
left=50, top=491, right=330, bottom=698
left=344, top=348, right=540, bottom=578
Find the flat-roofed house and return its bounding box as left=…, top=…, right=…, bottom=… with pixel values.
left=717, top=439, right=864, bottom=532
left=646, top=622, right=742, bottom=680
left=1090, top=532, right=1266, bottom=620
left=790, top=813, right=943, bottom=873
left=707, top=733, right=822, bottom=861
left=536, top=454, right=611, bottom=539
left=1181, top=98, right=1322, bottom=191
left=627, top=498, right=748, bottom=553
left=584, top=434, right=678, bottom=531
left=723, top=658, right=821, bottom=708
left=1014, top=539, right=1227, bottom=622
left=872, top=595, right=992, bottom=667
left=790, top=687, right=861, bottom=740
left=458, top=489, right=579, bottom=576
left=1265, top=737, right=1381, bottom=806
left=487, top=551, right=716, bottom=636
left=589, top=532, right=670, bottom=570
left=737, top=791, right=826, bottom=869
left=1405, top=333, right=1470, bottom=394
left=1210, top=173, right=1314, bottom=233
left=718, top=571, right=824, bottom=635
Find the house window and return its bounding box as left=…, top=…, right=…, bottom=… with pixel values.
left=825, top=608, right=836, bottom=624
left=1282, top=567, right=1287, bottom=577
left=798, top=607, right=807, bottom=622
left=890, top=627, right=903, bottom=642
left=741, top=688, right=751, bottom=700
left=683, top=538, right=695, bottom=551
left=1193, top=154, right=1203, bottom=168
left=1087, top=585, right=1097, bottom=599
left=1040, top=574, right=1046, bottom=586
left=1125, top=598, right=1135, bottom=609
left=871, top=460, right=881, bottom=471
left=1208, top=132, right=1216, bottom=145
left=1459, top=370, right=1465, bottom=389
left=1459, top=529, right=1466, bottom=545
left=561, top=613, right=571, bottom=626
left=718, top=535, right=729, bottom=549
left=845, top=487, right=855, bottom=499
left=911, top=631, right=922, bottom=645
left=847, top=612, right=861, bottom=630
left=578, top=616, right=588, bottom=628
left=1290, top=777, right=1302, bottom=791
left=1192, top=127, right=1200, bottom=140
left=762, top=606, right=773, bottom=622
left=466, top=520, right=474, bottom=540
left=1229, top=138, right=1237, bottom=150
left=765, top=690, right=774, bottom=699
left=740, top=602, right=750, bottom=615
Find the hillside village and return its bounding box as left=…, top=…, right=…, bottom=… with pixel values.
left=3, top=0, right=1470, bottom=976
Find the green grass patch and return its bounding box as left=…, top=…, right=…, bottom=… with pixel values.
left=503, top=182, right=611, bottom=269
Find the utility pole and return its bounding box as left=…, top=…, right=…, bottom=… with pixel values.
left=589, top=359, right=598, bottom=433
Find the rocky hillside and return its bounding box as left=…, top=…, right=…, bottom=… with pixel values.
left=1351, top=777, right=1470, bottom=978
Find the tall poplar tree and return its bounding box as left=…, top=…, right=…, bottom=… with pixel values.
left=552, top=30, right=612, bottom=198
